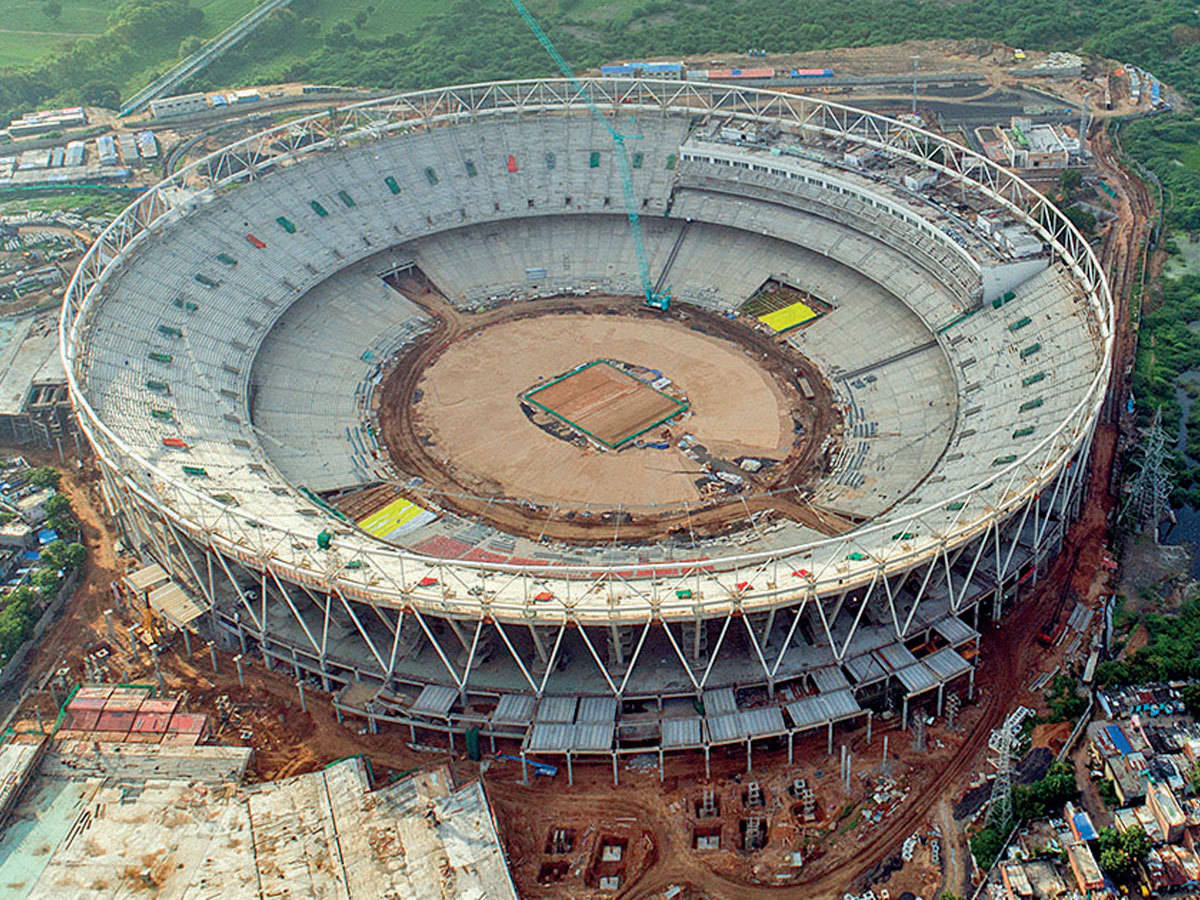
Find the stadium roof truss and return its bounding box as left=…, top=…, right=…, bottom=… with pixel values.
left=61, top=79, right=1111, bottom=643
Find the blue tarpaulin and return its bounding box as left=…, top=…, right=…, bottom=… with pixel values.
left=1106, top=723, right=1134, bottom=756
left=1073, top=810, right=1098, bottom=842
left=37, top=529, right=57, bottom=545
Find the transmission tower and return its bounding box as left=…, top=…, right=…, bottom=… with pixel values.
left=986, top=721, right=1014, bottom=829
left=1123, top=407, right=1174, bottom=536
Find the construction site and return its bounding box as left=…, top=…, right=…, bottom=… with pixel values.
left=0, top=21, right=1165, bottom=899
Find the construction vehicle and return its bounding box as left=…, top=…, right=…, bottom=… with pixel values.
left=138, top=602, right=169, bottom=648
left=510, top=0, right=671, bottom=311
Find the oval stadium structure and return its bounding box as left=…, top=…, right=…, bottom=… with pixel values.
left=62, top=79, right=1111, bottom=766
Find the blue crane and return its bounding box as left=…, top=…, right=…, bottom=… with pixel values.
left=510, top=0, right=670, bottom=311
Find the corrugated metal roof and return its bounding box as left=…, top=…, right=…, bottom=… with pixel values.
left=922, top=646, right=971, bottom=681
left=527, top=722, right=574, bottom=752
left=876, top=642, right=919, bottom=670
left=895, top=662, right=938, bottom=695
left=844, top=653, right=888, bottom=685
left=811, top=666, right=850, bottom=693
left=933, top=616, right=978, bottom=646
left=661, top=717, right=702, bottom=749
left=124, top=562, right=168, bottom=591
left=706, top=711, right=744, bottom=743
left=572, top=723, right=614, bottom=752
left=491, top=694, right=536, bottom=725
left=576, top=697, right=617, bottom=724
left=535, top=696, right=578, bottom=723
left=785, top=689, right=861, bottom=730
left=742, top=706, right=786, bottom=738
left=525, top=722, right=613, bottom=753
left=148, top=581, right=205, bottom=625
left=410, top=684, right=457, bottom=717
left=703, top=687, right=737, bottom=716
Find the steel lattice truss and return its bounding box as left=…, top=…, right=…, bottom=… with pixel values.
left=61, top=79, right=1113, bottom=644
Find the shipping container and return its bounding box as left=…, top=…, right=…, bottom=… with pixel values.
left=790, top=68, right=834, bottom=78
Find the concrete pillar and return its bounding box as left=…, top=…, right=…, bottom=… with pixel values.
left=827, top=721, right=833, bottom=755
left=746, top=738, right=753, bottom=774
left=566, top=752, right=573, bottom=786
left=704, top=746, right=710, bottom=780
left=866, top=709, right=873, bottom=744
left=35, top=707, right=43, bottom=732
left=787, top=731, right=794, bottom=765
left=234, top=654, right=245, bottom=687
left=520, top=752, right=528, bottom=784
left=902, top=695, right=909, bottom=730
left=937, top=683, right=945, bottom=716
left=208, top=641, right=218, bottom=673
left=181, top=628, right=191, bottom=657
left=104, top=609, right=115, bottom=643
left=612, top=753, right=618, bottom=787
left=658, top=748, right=664, bottom=783
left=296, top=680, right=307, bottom=713
left=968, top=667, right=976, bottom=700
left=128, top=625, right=139, bottom=656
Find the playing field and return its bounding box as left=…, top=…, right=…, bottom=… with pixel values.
left=525, top=361, right=687, bottom=449
left=757, top=300, right=819, bottom=333
left=357, top=495, right=434, bottom=540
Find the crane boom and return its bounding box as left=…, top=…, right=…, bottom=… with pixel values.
left=510, top=0, right=670, bottom=310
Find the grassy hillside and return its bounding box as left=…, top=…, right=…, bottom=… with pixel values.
left=0, top=0, right=259, bottom=69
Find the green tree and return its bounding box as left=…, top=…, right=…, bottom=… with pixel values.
left=1099, top=845, right=1132, bottom=879
left=43, top=0, right=62, bottom=21
left=1181, top=683, right=1200, bottom=716
left=27, top=467, right=59, bottom=489
left=1122, top=824, right=1151, bottom=864
left=1059, top=167, right=1082, bottom=200
left=63, top=543, right=86, bottom=570
left=30, top=567, right=61, bottom=596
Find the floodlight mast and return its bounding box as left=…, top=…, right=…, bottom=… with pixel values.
left=510, top=0, right=671, bottom=310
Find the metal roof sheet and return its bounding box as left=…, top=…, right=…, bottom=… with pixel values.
left=661, top=717, right=702, bottom=749
left=492, top=694, right=536, bottom=725
left=525, top=722, right=613, bottom=752
left=703, top=687, right=737, bottom=716
left=811, top=666, right=850, bottom=693
left=895, top=661, right=939, bottom=695
left=876, top=642, right=919, bottom=670
left=410, top=684, right=457, bottom=717
left=706, top=711, right=745, bottom=743
left=124, top=562, right=168, bottom=592
left=526, top=722, right=573, bottom=752
left=535, top=695, right=578, bottom=723
left=148, top=581, right=205, bottom=626
left=571, top=723, right=614, bottom=752
left=576, top=696, right=617, bottom=723
left=844, top=652, right=888, bottom=685
left=742, top=706, right=786, bottom=738
left=785, top=689, right=861, bottom=731
left=933, top=616, right=978, bottom=646
left=922, top=646, right=971, bottom=681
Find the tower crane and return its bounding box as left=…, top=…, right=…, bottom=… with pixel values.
left=510, top=0, right=670, bottom=311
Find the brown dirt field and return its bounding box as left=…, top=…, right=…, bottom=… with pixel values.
left=376, top=282, right=856, bottom=542
left=525, top=361, right=683, bottom=449
left=415, top=312, right=791, bottom=509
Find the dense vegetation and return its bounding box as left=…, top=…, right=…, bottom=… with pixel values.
left=970, top=760, right=1079, bottom=868
left=5, top=0, right=1200, bottom=126
left=1095, top=594, right=1200, bottom=685
left=1097, top=825, right=1151, bottom=880
left=0, top=468, right=86, bottom=664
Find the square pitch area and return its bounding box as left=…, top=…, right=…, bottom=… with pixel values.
left=523, top=360, right=688, bottom=449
